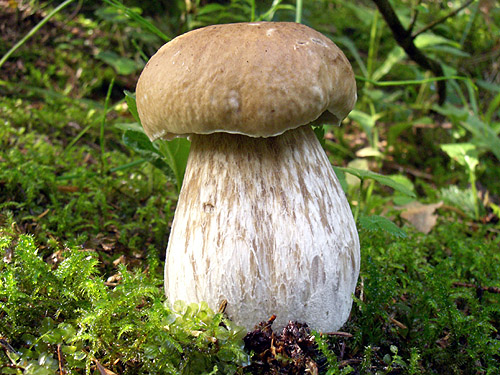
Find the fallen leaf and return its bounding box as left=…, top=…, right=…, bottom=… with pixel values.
left=399, top=201, right=443, bottom=234
left=94, top=358, right=118, bottom=375
left=112, top=255, right=126, bottom=266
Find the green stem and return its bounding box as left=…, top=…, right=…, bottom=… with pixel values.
left=365, top=180, right=375, bottom=208
left=100, top=78, right=115, bottom=175
left=0, top=0, right=76, bottom=69
left=295, top=0, right=303, bottom=23
left=354, top=178, right=365, bottom=223
left=469, top=169, right=479, bottom=220
left=366, top=10, right=379, bottom=81
left=356, top=75, right=473, bottom=87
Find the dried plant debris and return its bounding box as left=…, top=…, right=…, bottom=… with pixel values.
left=243, top=316, right=321, bottom=374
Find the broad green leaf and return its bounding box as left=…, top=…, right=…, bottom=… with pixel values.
left=102, top=0, right=170, bottom=42
left=313, top=125, right=325, bottom=148
left=423, top=45, right=470, bottom=57
left=358, top=215, right=407, bottom=238
left=334, top=167, right=416, bottom=198
left=485, top=91, right=500, bottom=124
left=332, top=167, right=348, bottom=193
left=415, top=33, right=461, bottom=49
left=345, top=158, right=369, bottom=188
left=432, top=103, right=469, bottom=122
left=124, top=91, right=140, bottom=123
left=356, top=146, right=383, bottom=158
left=348, top=110, right=380, bottom=141
left=96, top=51, right=141, bottom=75
left=157, top=138, right=191, bottom=192
left=388, top=175, right=416, bottom=205
left=440, top=143, right=479, bottom=171
left=94, top=6, right=129, bottom=22
left=388, top=174, right=415, bottom=196
left=122, top=129, right=176, bottom=182
left=477, top=79, right=500, bottom=93
left=434, top=104, right=500, bottom=161
left=197, top=3, right=227, bottom=15
left=460, top=116, right=500, bottom=161
left=440, top=186, right=477, bottom=219
left=114, top=122, right=143, bottom=132
left=122, top=129, right=161, bottom=157
left=371, top=46, right=406, bottom=82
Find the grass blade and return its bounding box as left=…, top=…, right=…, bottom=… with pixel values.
left=0, top=0, right=75, bottom=69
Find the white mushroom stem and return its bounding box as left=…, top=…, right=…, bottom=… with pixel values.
left=165, top=125, right=360, bottom=331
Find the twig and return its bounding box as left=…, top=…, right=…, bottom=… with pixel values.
left=57, top=344, right=66, bottom=375
left=389, top=316, right=408, bottom=330
left=371, top=0, right=446, bottom=104
left=453, top=282, right=500, bottom=294
left=439, top=204, right=470, bottom=219
left=407, top=0, right=421, bottom=34
left=413, top=0, right=476, bottom=38
left=0, top=338, right=19, bottom=354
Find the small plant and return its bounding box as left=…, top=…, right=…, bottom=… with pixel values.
left=440, top=143, right=482, bottom=219
left=119, top=92, right=191, bottom=193
left=334, top=166, right=414, bottom=237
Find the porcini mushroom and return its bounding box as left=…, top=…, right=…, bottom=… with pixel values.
left=136, top=22, right=360, bottom=331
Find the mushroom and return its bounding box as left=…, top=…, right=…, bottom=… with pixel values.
left=136, top=22, right=360, bottom=332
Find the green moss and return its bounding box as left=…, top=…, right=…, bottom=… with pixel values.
left=0, top=233, right=248, bottom=374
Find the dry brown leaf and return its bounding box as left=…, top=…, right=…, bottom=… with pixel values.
left=112, top=255, right=126, bottom=266
left=93, top=358, right=118, bottom=375
left=400, top=201, right=443, bottom=234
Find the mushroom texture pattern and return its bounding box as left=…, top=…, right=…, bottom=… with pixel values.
left=136, top=22, right=360, bottom=332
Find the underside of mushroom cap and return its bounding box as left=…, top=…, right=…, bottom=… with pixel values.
left=136, top=22, right=357, bottom=141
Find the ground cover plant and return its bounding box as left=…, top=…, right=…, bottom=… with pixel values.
left=1, top=0, right=499, bottom=374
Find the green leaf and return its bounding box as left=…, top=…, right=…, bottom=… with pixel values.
left=121, top=123, right=190, bottom=192
left=440, top=143, right=479, bottom=171
left=440, top=186, right=477, bottom=219
left=333, top=167, right=349, bottom=193
left=371, top=46, right=406, bottom=82
left=348, top=110, right=381, bottom=141
left=122, top=130, right=161, bottom=158
left=197, top=3, right=227, bottom=15
left=359, top=215, right=407, bottom=238
left=157, top=138, right=191, bottom=192
left=95, top=51, right=142, bottom=75
left=122, top=129, right=176, bottom=182
left=313, top=125, right=325, bottom=148
left=461, top=115, right=500, bottom=161
left=124, top=91, right=140, bottom=123
left=424, top=44, right=470, bottom=57
left=114, top=122, right=143, bottom=132
left=415, top=33, right=461, bottom=49
left=335, top=36, right=368, bottom=77
left=334, top=167, right=416, bottom=197
left=102, top=0, right=170, bottom=42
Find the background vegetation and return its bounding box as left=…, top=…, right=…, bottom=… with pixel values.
left=1, top=0, right=499, bottom=373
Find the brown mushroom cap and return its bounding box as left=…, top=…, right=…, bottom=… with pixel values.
left=136, top=22, right=357, bottom=140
